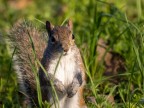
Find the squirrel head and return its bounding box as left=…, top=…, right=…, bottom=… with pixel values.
left=46, top=20, right=75, bottom=54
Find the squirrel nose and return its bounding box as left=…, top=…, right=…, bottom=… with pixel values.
left=63, top=48, right=68, bottom=52
left=62, top=45, right=69, bottom=52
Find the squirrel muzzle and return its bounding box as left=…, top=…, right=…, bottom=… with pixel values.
left=62, top=45, right=69, bottom=52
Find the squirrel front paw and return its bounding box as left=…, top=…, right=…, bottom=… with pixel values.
left=67, top=82, right=79, bottom=98
left=67, top=72, right=82, bottom=98
left=54, top=80, right=66, bottom=94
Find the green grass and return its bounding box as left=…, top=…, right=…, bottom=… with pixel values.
left=0, top=0, right=144, bottom=107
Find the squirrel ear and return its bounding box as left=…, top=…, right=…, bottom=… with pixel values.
left=46, top=21, right=54, bottom=33
left=67, top=19, right=73, bottom=31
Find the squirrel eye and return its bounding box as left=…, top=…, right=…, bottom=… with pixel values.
left=51, top=36, right=56, bottom=43
left=72, top=34, right=75, bottom=39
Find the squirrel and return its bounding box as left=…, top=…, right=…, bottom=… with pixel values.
left=10, top=19, right=87, bottom=108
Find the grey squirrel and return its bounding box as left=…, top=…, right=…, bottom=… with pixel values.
left=10, top=20, right=86, bottom=108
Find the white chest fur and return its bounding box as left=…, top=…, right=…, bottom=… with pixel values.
left=48, top=49, right=80, bottom=108
left=48, top=50, right=77, bottom=86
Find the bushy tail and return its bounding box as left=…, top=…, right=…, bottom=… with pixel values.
left=9, top=20, right=47, bottom=106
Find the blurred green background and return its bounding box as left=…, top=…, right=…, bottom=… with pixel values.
left=0, top=0, right=144, bottom=107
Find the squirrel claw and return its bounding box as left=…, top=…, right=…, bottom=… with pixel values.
left=58, top=83, right=66, bottom=94
left=54, top=80, right=66, bottom=94
left=67, top=90, right=77, bottom=98
left=67, top=83, right=78, bottom=98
